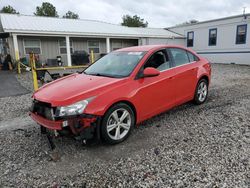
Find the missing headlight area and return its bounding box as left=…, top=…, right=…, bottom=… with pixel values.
left=31, top=100, right=55, bottom=120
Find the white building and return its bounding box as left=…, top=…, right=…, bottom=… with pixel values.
left=1, top=13, right=249, bottom=66
left=0, top=14, right=184, bottom=66
left=167, top=14, right=250, bottom=65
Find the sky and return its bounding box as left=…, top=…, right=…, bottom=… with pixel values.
left=0, top=0, right=250, bottom=27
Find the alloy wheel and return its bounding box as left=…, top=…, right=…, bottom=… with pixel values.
left=197, top=81, right=208, bottom=102
left=106, top=108, right=132, bottom=140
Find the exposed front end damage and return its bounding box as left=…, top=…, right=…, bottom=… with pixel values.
left=29, top=99, right=101, bottom=143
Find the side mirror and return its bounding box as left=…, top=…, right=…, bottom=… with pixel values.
left=143, top=67, right=160, bottom=78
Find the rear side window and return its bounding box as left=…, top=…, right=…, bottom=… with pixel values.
left=187, top=51, right=198, bottom=62
left=169, top=48, right=190, bottom=66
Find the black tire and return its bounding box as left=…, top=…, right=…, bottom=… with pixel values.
left=194, top=79, right=208, bottom=105
left=101, top=103, right=135, bottom=144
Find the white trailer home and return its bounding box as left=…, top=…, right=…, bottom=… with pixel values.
left=167, top=14, right=250, bottom=65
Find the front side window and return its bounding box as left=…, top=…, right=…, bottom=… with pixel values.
left=236, top=24, right=247, bottom=44
left=209, top=28, right=217, bottom=46
left=59, top=40, right=73, bottom=54
left=187, top=31, right=194, bottom=47
left=187, top=51, right=199, bottom=62
left=24, top=39, right=41, bottom=54
left=88, top=40, right=100, bottom=53
left=84, top=51, right=146, bottom=78
left=143, top=50, right=170, bottom=72
left=169, top=48, right=190, bottom=66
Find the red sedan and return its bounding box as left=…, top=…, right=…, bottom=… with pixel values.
left=30, top=45, right=211, bottom=144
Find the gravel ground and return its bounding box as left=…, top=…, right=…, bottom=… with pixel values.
left=0, top=64, right=249, bottom=187
left=15, top=71, right=33, bottom=92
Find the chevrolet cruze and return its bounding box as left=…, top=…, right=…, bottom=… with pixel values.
left=30, top=45, right=211, bottom=144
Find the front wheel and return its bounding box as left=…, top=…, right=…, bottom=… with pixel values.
left=101, top=103, right=135, bottom=144
left=194, top=79, right=208, bottom=104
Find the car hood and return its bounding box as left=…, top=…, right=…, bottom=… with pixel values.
left=33, top=73, right=126, bottom=106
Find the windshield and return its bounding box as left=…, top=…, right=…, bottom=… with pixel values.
left=84, top=51, right=146, bottom=78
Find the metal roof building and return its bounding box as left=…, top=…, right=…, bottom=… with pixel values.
left=167, top=14, right=250, bottom=65
left=0, top=14, right=183, bottom=38
left=0, top=14, right=184, bottom=65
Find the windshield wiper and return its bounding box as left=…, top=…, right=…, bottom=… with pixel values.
left=84, top=72, right=117, bottom=78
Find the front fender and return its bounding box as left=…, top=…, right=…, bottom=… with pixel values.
left=83, top=82, right=136, bottom=116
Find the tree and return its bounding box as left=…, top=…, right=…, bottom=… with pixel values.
left=189, top=19, right=199, bottom=24
left=121, top=15, right=148, bottom=27
left=175, top=19, right=199, bottom=26
left=0, top=5, right=19, bottom=14
left=63, top=11, right=79, bottom=19
left=34, top=2, right=58, bottom=17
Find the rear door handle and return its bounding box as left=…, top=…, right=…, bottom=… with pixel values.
left=168, top=76, right=174, bottom=80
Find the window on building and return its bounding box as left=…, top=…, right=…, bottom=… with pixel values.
left=112, top=40, right=123, bottom=51
left=59, top=40, right=73, bottom=54
left=209, top=28, right=217, bottom=46
left=88, top=40, right=100, bottom=53
left=169, top=48, right=190, bottom=66
left=236, top=24, right=247, bottom=44
left=187, top=31, right=194, bottom=47
left=24, top=39, right=41, bottom=54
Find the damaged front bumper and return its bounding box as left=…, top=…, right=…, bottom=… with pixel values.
left=29, top=111, right=101, bottom=141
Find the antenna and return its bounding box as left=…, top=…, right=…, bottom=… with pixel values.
left=243, top=7, right=247, bottom=19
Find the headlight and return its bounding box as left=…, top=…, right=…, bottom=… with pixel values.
left=56, top=97, right=94, bottom=117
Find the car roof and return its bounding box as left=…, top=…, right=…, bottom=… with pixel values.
left=116, top=44, right=189, bottom=52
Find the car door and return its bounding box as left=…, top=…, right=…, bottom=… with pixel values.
left=132, top=49, right=176, bottom=120
left=168, top=48, right=198, bottom=105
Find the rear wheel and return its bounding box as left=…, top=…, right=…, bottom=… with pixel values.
left=194, top=79, right=208, bottom=104
left=101, top=103, right=135, bottom=144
